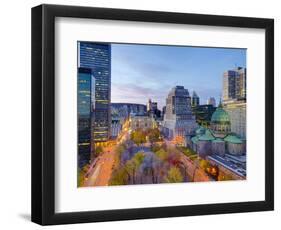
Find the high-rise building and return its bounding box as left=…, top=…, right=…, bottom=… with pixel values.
left=163, top=86, right=198, bottom=139
left=78, top=42, right=111, bottom=142
left=235, top=67, right=246, bottom=100
left=224, top=101, right=246, bottom=139
left=223, top=67, right=246, bottom=102
left=207, top=97, right=216, bottom=107
left=162, top=106, right=166, bottom=119
left=78, top=67, right=92, bottom=168
left=191, top=91, right=200, bottom=107
left=222, top=67, right=246, bottom=139
left=147, top=99, right=152, bottom=111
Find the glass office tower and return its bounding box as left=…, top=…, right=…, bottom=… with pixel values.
left=78, top=42, right=111, bottom=143
left=78, top=67, right=92, bottom=168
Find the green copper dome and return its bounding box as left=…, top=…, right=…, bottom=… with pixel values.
left=212, top=138, right=225, bottom=143
left=195, top=126, right=206, bottom=135
left=198, top=129, right=215, bottom=141
left=211, top=105, right=230, bottom=124
left=224, top=134, right=243, bottom=144
left=191, top=136, right=199, bottom=144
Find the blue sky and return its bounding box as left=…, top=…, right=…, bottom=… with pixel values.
left=111, top=43, right=246, bottom=109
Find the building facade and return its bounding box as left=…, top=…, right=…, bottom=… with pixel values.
left=222, top=67, right=246, bottom=139
left=190, top=104, right=246, bottom=158
left=223, top=67, right=247, bottom=139
left=111, top=117, right=122, bottom=138
left=130, top=115, right=157, bottom=131
left=223, top=100, right=246, bottom=139
left=223, top=67, right=246, bottom=102
left=78, top=67, right=92, bottom=168
left=191, top=104, right=216, bottom=127
left=111, top=103, right=147, bottom=118
left=110, top=103, right=147, bottom=138
left=147, top=99, right=161, bottom=118
left=163, top=86, right=198, bottom=139
left=78, top=42, right=111, bottom=142
left=235, top=67, right=246, bottom=100
left=207, top=97, right=216, bottom=107
left=191, top=91, right=200, bottom=107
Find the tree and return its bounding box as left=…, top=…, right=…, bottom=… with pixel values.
left=199, top=159, right=210, bottom=170
left=95, top=146, right=104, bottom=156
left=178, top=146, right=197, bottom=157
left=115, top=144, right=126, bottom=159
left=218, top=172, right=234, bottom=181
left=164, top=166, right=183, bottom=183
left=77, top=164, right=90, bottom=187
left=206, top=165, right=219, bottom=180
left=112, top=144, right=126, bottom=171
left=124, top=152, right=145, bottom=184
left=131, top=129, right=146, bottom=146
left=133, top=152, right=145, bottom=167
left=109, top=168, right=129, bottom=185
left=147, top=128, right=161, bottom=143
left=155, top=148, right=168, bottom=161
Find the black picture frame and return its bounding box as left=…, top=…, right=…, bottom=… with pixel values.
left=31, top=4, right=274, bottom=225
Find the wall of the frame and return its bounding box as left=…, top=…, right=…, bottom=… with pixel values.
left=0, top=0, right=279, bottom=229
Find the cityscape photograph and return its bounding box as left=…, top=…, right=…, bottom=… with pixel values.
left=77, top=42, right=247, bottom=187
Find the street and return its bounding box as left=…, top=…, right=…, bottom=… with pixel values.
left=83, top=146, right=116, bottom=187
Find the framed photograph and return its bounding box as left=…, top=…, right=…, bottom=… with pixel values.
left=31, top=4, right=274, bottom=225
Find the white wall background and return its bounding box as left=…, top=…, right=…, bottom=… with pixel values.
left=0, top=0, right=279, bottom=229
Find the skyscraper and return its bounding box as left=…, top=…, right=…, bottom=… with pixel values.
left=78, top=67, right=92, bottom=168
left=235, top=67, right=246, bottom=100
left=207, top=97, right=216, bottom=107
left=222, top=67, right=247, bottom=139
left=163, top=86, right=198, bottom=139
left=191, top=91, right=200, bottom=107
left=223, top=67, right=246, bottom=102
left=224, top=101, right=246, bottom=139
left=78, top=42, right=111, bottom=143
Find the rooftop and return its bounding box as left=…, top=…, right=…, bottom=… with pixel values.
left=198, top=129, right=215, bottom=141
left=211, top=106, right=230, bottom=124
left=207, top=154, right=246, bottom=178
left=224, top=134, right=243, bottom=144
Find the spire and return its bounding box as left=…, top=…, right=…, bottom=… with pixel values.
left=192, top=91, right=198, bottom=98
left=218, top=98, right=223, bottom=108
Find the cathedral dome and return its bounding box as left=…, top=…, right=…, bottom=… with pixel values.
left=210, top=103, right=231, bottom=138
left=211, top=105, right=230, bottom=124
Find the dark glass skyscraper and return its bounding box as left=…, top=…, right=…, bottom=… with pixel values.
left=78, top=67, right=92, bottom=168
left=78, top=42, right=111, bottom=142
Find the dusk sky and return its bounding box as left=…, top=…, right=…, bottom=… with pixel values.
left=111, top=43, right=246, bottom=109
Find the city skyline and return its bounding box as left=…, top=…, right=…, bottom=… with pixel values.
left=111, top=43, right=246, bottom=108
left=77, top=41, right=247, bottom=187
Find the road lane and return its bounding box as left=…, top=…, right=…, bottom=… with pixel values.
left=83, top=146, right=116, bottom=187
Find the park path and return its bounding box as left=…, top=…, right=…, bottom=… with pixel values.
left=165, top=140, right=211, bottom=182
